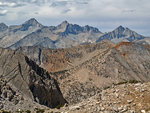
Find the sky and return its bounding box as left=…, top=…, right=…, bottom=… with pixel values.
left=0, top=0, right=150, bottom=36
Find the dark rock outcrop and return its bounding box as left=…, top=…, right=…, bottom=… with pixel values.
left=0, top=48, right=66, bottom=108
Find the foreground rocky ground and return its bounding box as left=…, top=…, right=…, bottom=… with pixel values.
left=45, top=82, right=150, bottom=113
left=1, top=82, right=149, bottom=113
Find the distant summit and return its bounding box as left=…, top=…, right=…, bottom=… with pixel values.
left=24, top=18, right=40, bottom=24
left=97, top=25, right=145, bottom=43
left=0, top=18, right=43, bottom=48
left=21, top=18, right=43, bottom=31
left=57, top=20, right=101, bottom=36
left=60, top=20, right=69, bottom=25
left=116, top=25, right=125, bottom=31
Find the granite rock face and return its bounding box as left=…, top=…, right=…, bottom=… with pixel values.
left=0, top=48, right=66, bottom=110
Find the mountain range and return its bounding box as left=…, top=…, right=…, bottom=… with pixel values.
left=0, top=18, right=149, bottom=50
left=0, top=18, right=150, bottom=112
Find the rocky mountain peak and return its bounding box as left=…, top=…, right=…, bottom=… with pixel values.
left=61, top=20, right=69, bottom=25
left=115, top=26, right=136, bottom=34
left=96, top=25, right=145, bottom=43
left=0, top=22, right=8, bottom=32
left=57, top=21, right=101, bottom=36
left=20, top=18, right=43, bottom=31
left=57, top=21, right=83, bottom=35
left=117, top=25, right=125, bottom=29
left=114, top=25, right=126, bottom=33
left=58, top=20, right=69, bottom=28
left=24, top=18, right=41, bottom=26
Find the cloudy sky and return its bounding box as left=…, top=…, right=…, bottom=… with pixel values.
left=0, top=0, right=150, bottom=36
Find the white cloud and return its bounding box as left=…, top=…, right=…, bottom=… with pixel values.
left=0, top=9, right=8, bottom=15
left=0, top=1, right=17, bottom=7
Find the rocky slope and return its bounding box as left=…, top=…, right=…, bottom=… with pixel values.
left=114, top=42, right=150, bottom=81
left=135, top=37, right=150, bottom=45
left=52, top=42, right=150, bottom=105
left=45, top=82, right=150, bottom=113
left=0, top=40, right=150, bottom=112
left=0, top=48, right=66, bottom=111
left=17, top=40, right=115, bottom=72
left=1, top=82, right=150, bottom=113
left=17, top=40, right=150, bottom=106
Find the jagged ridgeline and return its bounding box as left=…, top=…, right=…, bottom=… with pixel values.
left=0, top=18, right=149, bottom=50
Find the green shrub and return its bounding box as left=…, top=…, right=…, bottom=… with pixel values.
left=114, top=80, right=140, bottom=85
left=16, top=110, right=23, bottom=113
left=26, top=110, right=31, bottom=113
left=115, top=81, right=128, bottom=85
left=36, top=109, right=45, bottom=113
left=1, top=110, right=11, bottom=113
left=104, top=86, right=110, bottom=90
left=56, top=104, right=63, bottom=109
left=129, top=80, right=140, bottom=84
